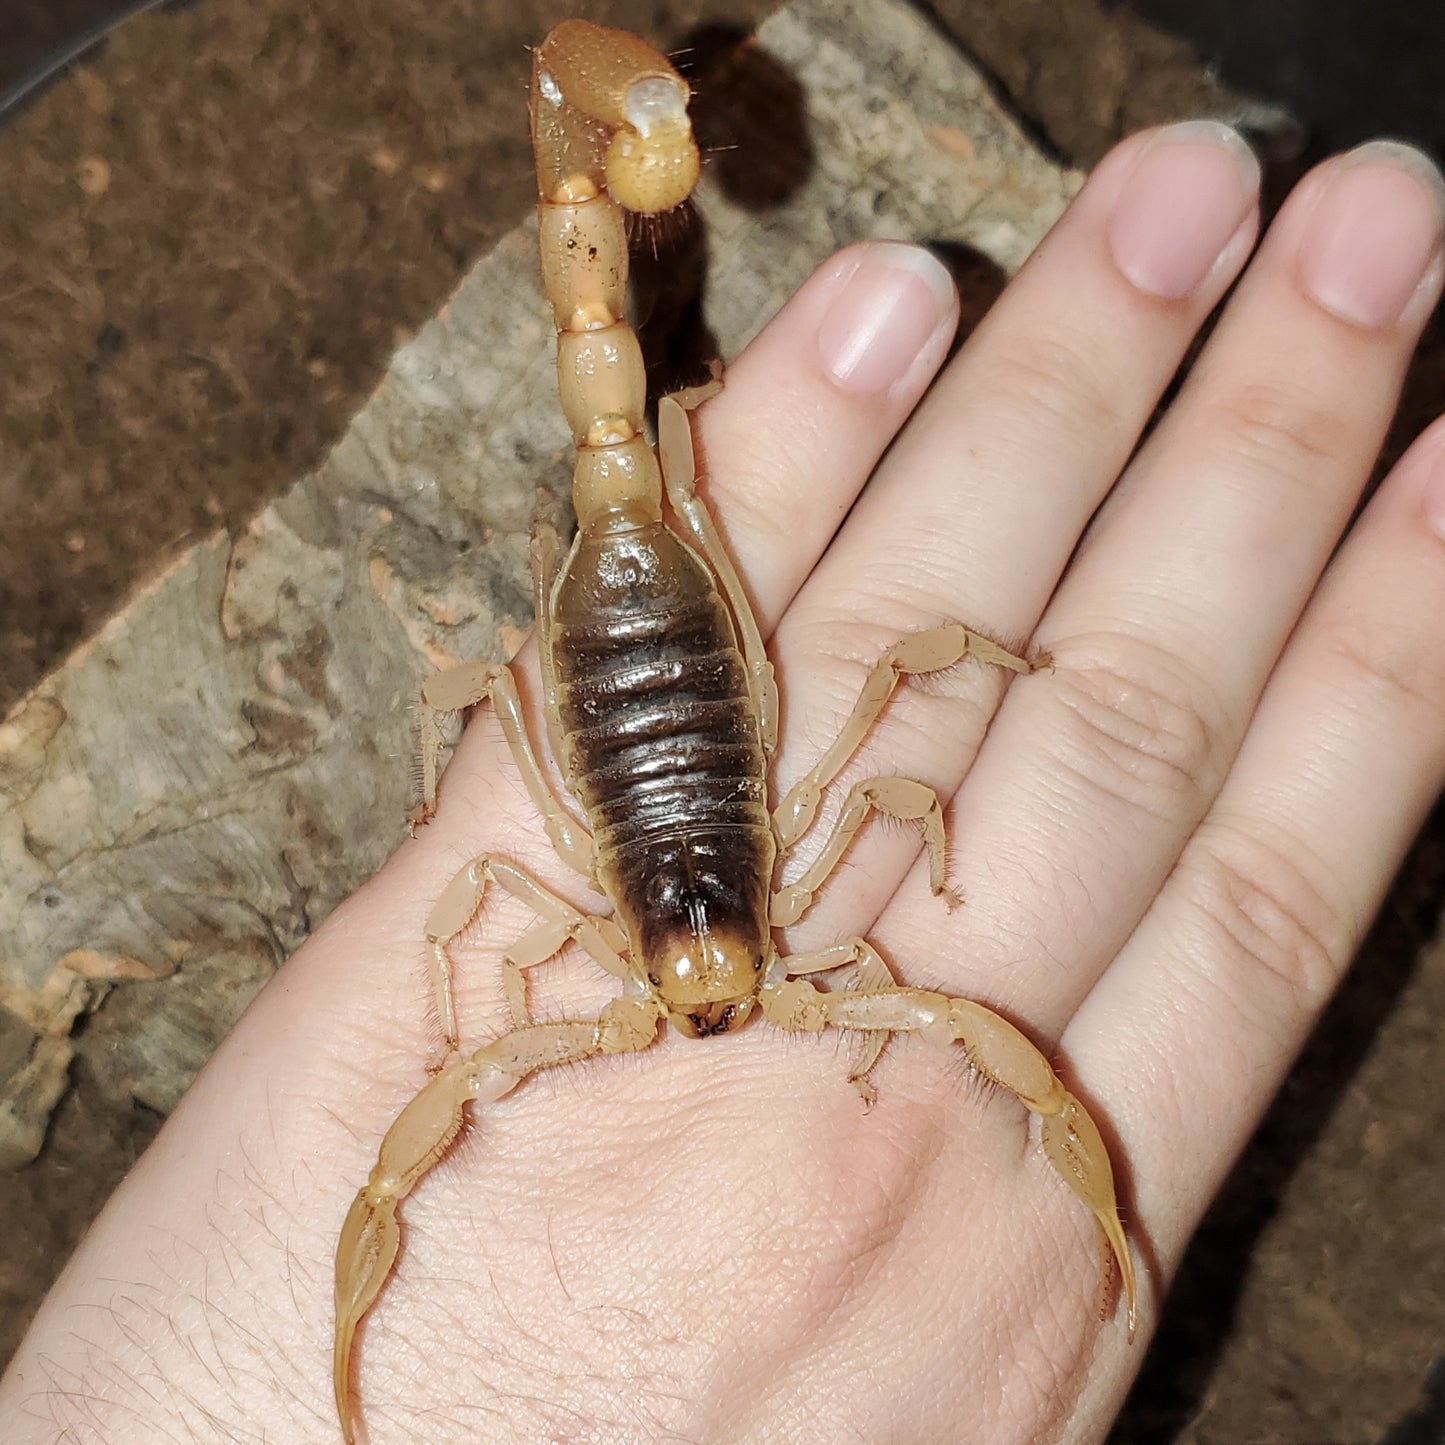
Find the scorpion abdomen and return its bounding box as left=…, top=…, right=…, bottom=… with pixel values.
left=552, top=521, right=775, bottom=955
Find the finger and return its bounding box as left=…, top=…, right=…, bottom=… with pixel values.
left=928, top=141, right=1445, bottom=1033
left=768, top=123, right=1262, bottom=934
left=693, top=240, right=960, bottom=626
left=807, top=123, right=1260, bottom=631
left=1064, top=416, right=1445, bottom=1280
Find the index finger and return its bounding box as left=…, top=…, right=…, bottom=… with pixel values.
left=692, top=240, right=960, bottom=628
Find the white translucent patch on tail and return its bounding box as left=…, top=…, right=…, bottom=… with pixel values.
left=625, top=76, right=686, bottom=137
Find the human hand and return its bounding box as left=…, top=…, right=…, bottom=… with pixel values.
left=3, top=121, right=1443, bottom=1444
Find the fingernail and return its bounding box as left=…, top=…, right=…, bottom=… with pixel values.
left=817, top=243, right=955, bottom=393
left=1107, top=121, right=1261, bottom=299
left=1298, top=141, right=1445, bottom=328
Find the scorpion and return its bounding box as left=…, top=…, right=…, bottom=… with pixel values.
left=333, top=19, right=1136, bottom=1441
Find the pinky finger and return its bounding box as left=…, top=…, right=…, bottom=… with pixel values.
left=1065, top=417, right=1445, bottom=1280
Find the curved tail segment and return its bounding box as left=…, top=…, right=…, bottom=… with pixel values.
left=530, top=22, right=700, bottom=535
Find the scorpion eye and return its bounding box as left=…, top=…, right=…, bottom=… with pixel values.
left=753, top=955, right=763, bottom=971
left=647, top=972, right=661, bottom=987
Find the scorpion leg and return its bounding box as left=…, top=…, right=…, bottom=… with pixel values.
left=411, top=662, right=593, bottom=880
left=770, top=775, right=956, bottom=926
left=657, top=391, right=779, bottom=754
left=773, top=624, right=1044, bottom=848
left=497, top=911, right=631, bottom=1031
left=782, top=939, right=896, bottom=1100
left=531, top=523, right=575, bottom=803
left=761, top=947, right=1137, bottom=1332
left=334, top=997, right=664, bottom=1444
left=427, top=854, right=628, bottom=1058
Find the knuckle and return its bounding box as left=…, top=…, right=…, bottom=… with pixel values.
left=1323, top=624, right=1445, bottom=723
left=1181, top=819, right=1353, bottom=1022
left=1044, top=634, right=1226, bottom=825
left=1193, top=377, right=1353, bottom=478
left=977, top=326, right=1131, bottom=446
left=706, top=406, right=839, bottom=550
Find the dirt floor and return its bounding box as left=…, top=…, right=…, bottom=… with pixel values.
left=1, top=1, right=1442, bottom=1441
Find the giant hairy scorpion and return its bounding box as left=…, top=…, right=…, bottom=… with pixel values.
left=332, top=20, right=1136, bottom=1441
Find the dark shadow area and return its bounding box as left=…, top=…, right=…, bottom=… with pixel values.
left=922, top=239, right=1010, bottom=353
left=0, top=0, right=198, bottom=118
left=1118, top=0, right=1445, bottom=162
left=630, top=197, right=721, bottom=411
left=634, top=22, right=813, bottom=406
left=678, top=20, right=813, bottom=210
left=1379, top=1356, right=1445, bottom=1445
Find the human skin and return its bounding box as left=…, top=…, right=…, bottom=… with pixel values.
left=3, top=122, right=1444, bottom=1444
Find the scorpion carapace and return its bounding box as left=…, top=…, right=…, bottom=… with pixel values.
left=333, top=19, right=1137, bottom=1441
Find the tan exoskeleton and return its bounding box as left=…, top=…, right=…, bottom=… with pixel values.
left=333, top=20, right=1137, bottom=1440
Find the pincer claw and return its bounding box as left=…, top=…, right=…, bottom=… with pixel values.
left=334, top=1186, right=400, bottom=1444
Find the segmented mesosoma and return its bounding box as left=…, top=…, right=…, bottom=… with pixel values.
left=333, top=20, right=1137, bottom=1440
